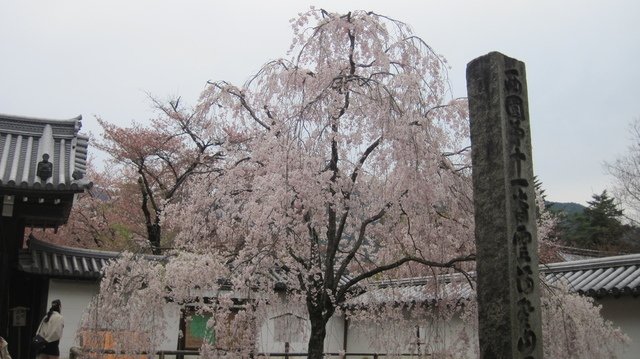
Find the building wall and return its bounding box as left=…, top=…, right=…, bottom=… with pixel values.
left=47, top=279, right=100, bottom=359
left=159, top=306, right=182, bottom=351
left=346, top=312, right=476, bottom=358
left=255, top=306, right=344, bottom=354
left=598, top=296, right=640, bottom=359
left=345, top=297, right=638, bottom=358
left=46, top=279, right=346, bottom=357
left=46, top=278, right=637, bottom=359
left=46, top=278, right=181, bottom=358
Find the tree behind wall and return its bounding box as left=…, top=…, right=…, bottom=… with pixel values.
left=35, top=162, right=147, bottom=250
left=95, top=99, right=227, bottom=254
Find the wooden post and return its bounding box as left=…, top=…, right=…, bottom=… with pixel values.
left=467, top=52, right=544, bottom=358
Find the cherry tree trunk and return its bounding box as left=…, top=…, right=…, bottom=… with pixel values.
left=307, top=311, right=328, bottom=359
left=147, top=222, right=162, bottom=255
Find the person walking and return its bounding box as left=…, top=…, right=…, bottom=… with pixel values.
left=35, top=299, right=64, bottom=359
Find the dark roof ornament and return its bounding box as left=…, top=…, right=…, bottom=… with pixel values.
left=72, top=170, right=84, bottom=180
left=36, top=153, right=53, bottom=182
left=0, top=113, right=91, bottom=191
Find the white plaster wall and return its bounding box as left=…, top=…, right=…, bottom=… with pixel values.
left=325, top=315, right=346, bottom=353
left=47, top=279, right=181, bottom=358
left=47, top=278, right=348, bottom=357
left=256, top=309, right=344, bottom=354
left=346, top=314, right=475, bottom=358
left=46, top=278, right=636, bottom=359
left=158, top=305, right=182, bottom=351
left=597, top=296, right=640, bottom=359
left=47, top=279, right=100, bottom=359
left=346, top=297, right=638, bottom=359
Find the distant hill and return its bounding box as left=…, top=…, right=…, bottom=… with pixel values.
left=547, top=201, right=586, bottom=215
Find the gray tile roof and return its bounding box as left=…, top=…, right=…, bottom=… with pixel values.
left=19, top=236, right=166, bottom=279
left=349, top=253, right=640, bottom=306
left=269, top=267, right=352, bottom=291
left=541, top=253, right=640, bottom=297
left=0, top=113, right=90, bottom=191
left=19, top=233, right=640, bottom=299
left=348, top=273, right=475, bottom=306
left=19, top=236, right=120, bottom=279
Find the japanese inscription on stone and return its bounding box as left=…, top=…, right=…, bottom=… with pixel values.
left=506, top=67, right=538, bottom=358
left=467, top=52, right=544, bottom=359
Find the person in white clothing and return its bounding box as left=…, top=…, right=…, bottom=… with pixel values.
left=36, top=299, right=64, bottom=359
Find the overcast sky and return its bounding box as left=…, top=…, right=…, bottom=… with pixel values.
left=1, top=0, right=638, bottom=205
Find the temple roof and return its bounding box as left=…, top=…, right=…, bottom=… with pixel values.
left=349, top=253, right=640, bottom=306
left=19, top=236, right=164, bottom=279
left=541, top=253, right=640, bottom=297
left=20, top=231, right=640, bottom=299
left=19, top=236, right=117, bottom=279
left=0, top=113, right=91, bottom=191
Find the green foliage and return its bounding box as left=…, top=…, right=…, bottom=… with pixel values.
left=558, top=191, right=628, bottom=251
left=584, top=191, right=624, bottom=232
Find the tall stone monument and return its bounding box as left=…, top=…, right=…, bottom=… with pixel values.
left=467, top=52, right=544, bottom=359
